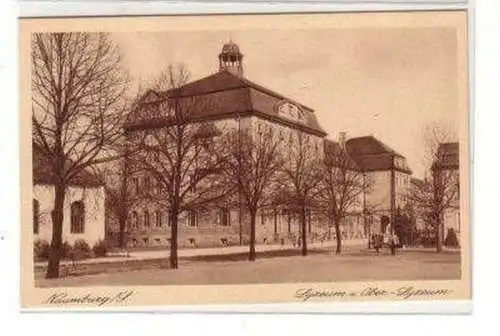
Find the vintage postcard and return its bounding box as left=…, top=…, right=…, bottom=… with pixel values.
left=19, top=10, right=470, bottom=309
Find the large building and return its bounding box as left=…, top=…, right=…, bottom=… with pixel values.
left=321, top=134, right=412, bottom=239
left=118, top=41, right=413, bottom=248
left=32, top=145, right=106, bottom=247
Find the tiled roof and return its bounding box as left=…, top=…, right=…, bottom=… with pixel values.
left=33, top=145, right=104, bottom=187
left=345, top=136, right=399, bottom=156
left=432, top=142, right=459, bottom=170
left=126, top=70, right=327, bottom=136
left=345, top=136, right=411, bottom=173
left=220, top=41, right=242, bottom=55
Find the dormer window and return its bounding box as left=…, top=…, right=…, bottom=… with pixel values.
left=297, top=110, right=305, bottom=122
left=277, top=101, right=305, bottom=124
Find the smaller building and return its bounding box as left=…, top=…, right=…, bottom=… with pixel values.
left=345, top=135, right=412, bottom=234
left=431, top=142, right=460, bottom=242
left=322, top=137, right=368, bottom=240
left=32, top=146, right=106, bottom=246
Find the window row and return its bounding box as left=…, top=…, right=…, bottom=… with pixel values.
left=128, top=208, right=232, bottom=230
left=33, top=199, right=85, bottom=234
left=188, top=208, right=231, bottom=227
left=129, top=210, right=170, bottom=229
left=131, top=176, right=160, bottom=196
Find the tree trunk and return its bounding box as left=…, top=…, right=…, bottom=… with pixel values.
left=436, top=213, right=443, bottom=253
left=308, top=209, right=312, bottom=234
left=334, top=217, right=342, bottom=255
left=273, top=208, right=278, bottom=236
left=46, top=184, right=66, bottom=279
left=287, top=213, right=291, bottom=233
left=249, top=210, right=257, bottom=261
left=328, top=216, right=333, bottom=240
left=118, top=215, right=127, bottom=249
left=238, top=205, right=243, bottom=246
left=300, top=206, right=308, bottom=256
left=170, top=211, right=179, bottom=269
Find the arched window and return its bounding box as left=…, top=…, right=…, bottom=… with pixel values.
left=144, top=210, right=150, bottom=228
left=33, top=199, right=40, bottom=234
left=155, top=210, right=162, bottom=228
left=130, top=211, right=139, bottom=229
left=70, top=201, right=85, bottom=234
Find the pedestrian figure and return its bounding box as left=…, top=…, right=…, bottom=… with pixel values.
left=389, top=233, right=399, bottom=256
left=374, top=234, right=383, bottom=254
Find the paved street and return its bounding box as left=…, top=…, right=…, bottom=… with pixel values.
left=37, top=248, right=460, bottom=288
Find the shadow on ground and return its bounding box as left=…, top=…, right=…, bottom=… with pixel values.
left=35, top=247, right=331, bottom=279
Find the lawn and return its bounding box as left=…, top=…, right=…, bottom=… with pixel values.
left=36, top=248, right=461, bottom=288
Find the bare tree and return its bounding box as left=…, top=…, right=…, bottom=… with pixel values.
left=95, top=151, right=138, bottom=248
left=318, top=141, right=372, bottom=254
left=96, top=86, right=157, bottom=249
left=411, top=123, right=459, bottom=252
left=32, top=33, right=129, bottom=278
left=127, top=65, right=228, bottom=269
left=216, top=126, right=284, bottom=261
left=280, top=131, right=323, bottom=256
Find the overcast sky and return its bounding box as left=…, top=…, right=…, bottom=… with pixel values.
left=112, top=27, right=460, bottom=178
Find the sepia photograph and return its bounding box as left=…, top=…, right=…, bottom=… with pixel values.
left=19, top=11, right=470, bottom=307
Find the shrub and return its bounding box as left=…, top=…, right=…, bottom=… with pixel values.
left=61, top=241, right=72, bottom=259
left=34, top=240, right=72, bottom=260
left=92, top=239, right=108, bottom=257
left=33, top=239, right=50, bottom=260
left=70, top=239, right=92, bottom=260
left=444, top=228, right=460, bottom=248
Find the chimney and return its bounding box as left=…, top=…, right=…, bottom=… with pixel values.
left=339, top=132, right=347, bottom=149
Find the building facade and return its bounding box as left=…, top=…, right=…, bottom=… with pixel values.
left=32, top=146, right=106, bottom=247
left=116, top=41, right=413, bottom=249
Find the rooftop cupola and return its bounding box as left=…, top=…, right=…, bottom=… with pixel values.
left=218, top=40, right=244, bottom=77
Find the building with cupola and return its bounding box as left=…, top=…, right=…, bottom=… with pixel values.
left=112, top=40, right=413, bottom=249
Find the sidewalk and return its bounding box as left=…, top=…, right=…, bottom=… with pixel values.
left=34, top=239, right=367, bottom=267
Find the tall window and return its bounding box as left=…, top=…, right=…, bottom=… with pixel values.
left=152, top=177, right=158, bottom=195
left=130, top=211, right=139, bottom=229
left=189, top=210, right=197, bottom=227
left=219, top=208, right=231, bottom=226
left=144, top=176, right=151, bottom=195
left=133, top=177, right=140, bottom=195
left=33, top=199, right=40, bottom=234
left=144, top=210, right=150, bottom=228
left=70, top=201, right=85, bottom=234
left=155, top=210, right=162, bottom=228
